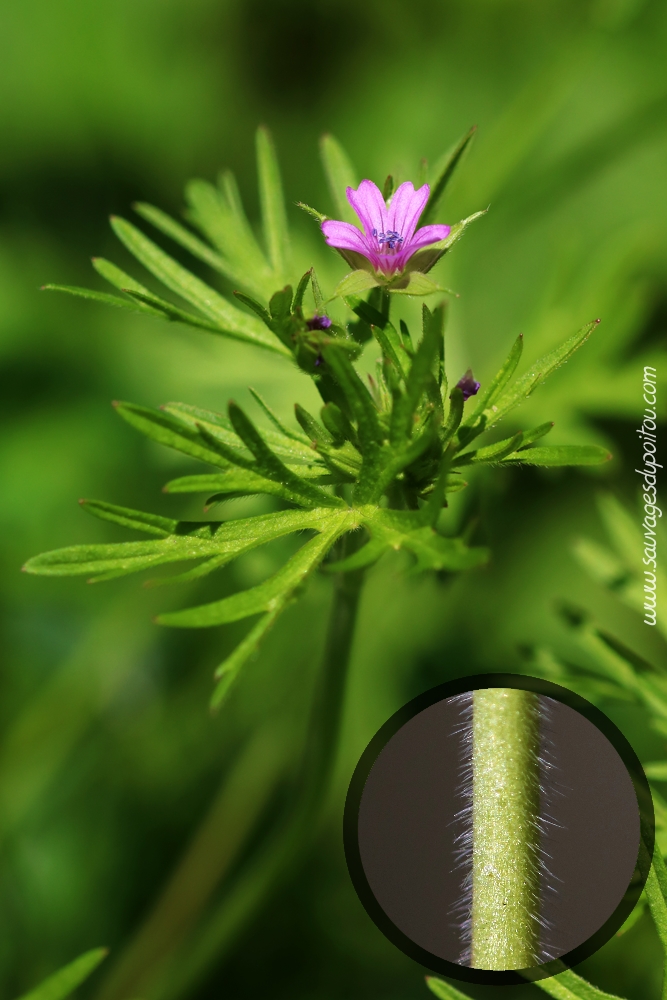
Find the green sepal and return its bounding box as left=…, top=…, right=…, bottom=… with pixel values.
left=388, top=271, right=452, bottom=296
left=332, top=270, right=380, bottom=299
left=459, top=333, right=524, bottom=442
left=297, top=202, right=327, bottom=224
left=404, top=210, right=487, bottom=275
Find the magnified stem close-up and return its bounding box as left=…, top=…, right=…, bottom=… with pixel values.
left=471, top=688, right=541, bottom=970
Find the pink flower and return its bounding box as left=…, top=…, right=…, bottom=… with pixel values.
left=321, top=180, right=451, bottom=278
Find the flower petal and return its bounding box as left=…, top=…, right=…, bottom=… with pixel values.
left=388, top=182, right=430, bottom=243
left=321, top=220, right=369, bottom=253
left=406, top=223, right=451, bottom=251
left=346, top=180, right=388, bottom=237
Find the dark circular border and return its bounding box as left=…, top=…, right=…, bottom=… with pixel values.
left=343, top=673, right=654, bottom=986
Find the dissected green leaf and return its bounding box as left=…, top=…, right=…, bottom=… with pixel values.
left=110, top=216, right=287, bottom=354
left=123, top=288, right=237, bottom=334
left=92, top=256, right=153, bottom=296
left=320, top=134, right=358, bottom=223
left=256, top=126, right=289, bottom=282
left=322, top=344, right=383, bottom=452
left=227, top=402, right=344, bottom=508
left=390, top=304, right=443, bottom=445
left=421, top=125, right=477, bottom=226
left=157, top=513, right=353, bottom=627
left=15, top=948, right=108, bottom=1000
left=187, top=175, right=273, bottom=297
left=485, top=320, right=600, bottom=428
left=80, top=500, right=176, bottom=537
left=133, top=202, right=237, bottom=283
left=114, top=401, right=246, bottom=469
left=458, top=334, right=523, bottom=439
left=43, top=284, right=156, bottom=316
left=455, top=431, right=523, bottom=465
left=163, top=402, right=322, bottom=466
left=210, top=609, right=281, bottom=711
left=504, top=445, right=611, bottom=467
left=24, top=509, right=341, bottom=583
left=327, top=508, right=488, bottom=573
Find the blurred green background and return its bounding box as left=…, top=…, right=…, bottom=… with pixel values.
left=2, top=0, right=667, bottom=998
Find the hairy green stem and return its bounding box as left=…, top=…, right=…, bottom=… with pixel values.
left=471, top=688, right=540, bottom=970
left=144, top=549, right=367, bottom=1000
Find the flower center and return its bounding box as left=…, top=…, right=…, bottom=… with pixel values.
left=372, top=228, right=404, bottom=254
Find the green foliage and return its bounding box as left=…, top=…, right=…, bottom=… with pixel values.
left=15, top=950, right=107, bottom=1000
left=28, top=129, right=610, bottom=709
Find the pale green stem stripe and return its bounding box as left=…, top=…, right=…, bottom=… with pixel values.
left=471, top=688, right=540, bottom=970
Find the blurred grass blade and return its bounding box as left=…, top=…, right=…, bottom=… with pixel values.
left=110, top=216, right=287, bottom=354
left=256, top=126, right=289, bottom=282
left=320, top=134, right=358, bottom=223
left=425, top=976, right=475, bottom=1000
left=15, top=948, right=108, bottom=1000
left=530, top=967, right=625, bottom=999
left=157, top=513, right=352, bottom=627
left=421, top=125, right=477, bottom=226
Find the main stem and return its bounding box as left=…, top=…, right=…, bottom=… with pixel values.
left=299, top=552, right=366, bottom=818
left=471, top=688, right=540, bottom=970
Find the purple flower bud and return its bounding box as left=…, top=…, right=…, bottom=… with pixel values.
left=456, top=369, right=481, bottom=402
left=306, top=315, right=332, bottom=331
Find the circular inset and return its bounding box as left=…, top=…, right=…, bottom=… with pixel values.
left=344, top=674, right=652, bottom=986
